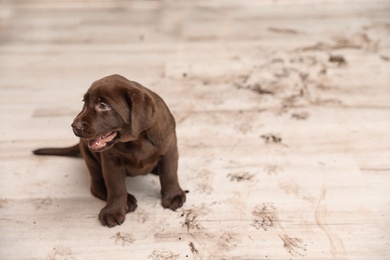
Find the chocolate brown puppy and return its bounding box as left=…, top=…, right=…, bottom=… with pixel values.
left=33, top=74, right=186, bottom=227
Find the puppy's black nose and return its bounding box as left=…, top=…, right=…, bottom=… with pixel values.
left=71, top=121, right=86, bottom=136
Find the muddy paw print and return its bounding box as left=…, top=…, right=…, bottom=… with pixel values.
left=251, top=204, right=278, bottom=231
left=279, top=235, right=307, bottom=257
left=112, top=232, right=135, bottom=246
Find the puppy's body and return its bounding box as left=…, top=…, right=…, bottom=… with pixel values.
left=34, top=75, right=186, bottom=227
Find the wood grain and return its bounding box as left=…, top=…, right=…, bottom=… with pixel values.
left=0, top=0, right=389, bottom=259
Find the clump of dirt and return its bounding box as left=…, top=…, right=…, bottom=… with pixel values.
left=329, top=54, right=347, bottom=66
left=260, top=134, right=282, bottom=144
left=250, top=84, right=275, bottom=95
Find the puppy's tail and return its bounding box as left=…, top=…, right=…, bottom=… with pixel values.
left=33, top=144, right=81, bottom=157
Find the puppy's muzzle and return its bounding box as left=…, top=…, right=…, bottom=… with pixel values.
left=71, top=121, right=87, bottom=137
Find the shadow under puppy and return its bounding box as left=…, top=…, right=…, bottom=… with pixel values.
left=33, top=74, right=186, bottom=227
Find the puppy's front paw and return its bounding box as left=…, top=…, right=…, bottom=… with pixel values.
left=99, top=194, right=138, bottom=227
left=162, top=189, right=186, bottom=211
left=99, top=205, right=127, bottom=228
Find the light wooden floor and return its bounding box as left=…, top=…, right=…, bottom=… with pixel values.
left=1, top=0, right=389, bottom=259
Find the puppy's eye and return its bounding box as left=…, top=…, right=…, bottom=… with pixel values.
left=97, top=102, right=111, bottom=111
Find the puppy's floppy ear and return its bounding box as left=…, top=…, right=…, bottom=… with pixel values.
left=125, top=87, right=156, bottom=139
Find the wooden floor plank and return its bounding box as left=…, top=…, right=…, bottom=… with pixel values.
left=0, top=0, right=389, bottom=259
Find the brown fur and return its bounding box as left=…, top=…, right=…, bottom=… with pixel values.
left=33, top=74, right=186, bottom=227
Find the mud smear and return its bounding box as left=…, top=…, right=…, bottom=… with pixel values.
left=279, top=181, right=300, bottom=198
left=268, top=27, right=301, bottom=35
left=315, top=187, right=346, bottom=259
left=31, top=197, right=52, bottom=210
left=195, top=169, right=213, bottom=194
left=46, top=246, right=77, bottom=260
left=181, top=208, right=204, bottom=232
left=227, top=171, right=254, bottom=182
left=252, top=203, right=307, bottom=257
left=135, top=209, right=149, bottom=224
left=264, top=164, right=283, bottom=175
left=291, top=111, right=310, bottom=120
left=279, top=235, right=307, bottom=257
left=296, top=32, right=379, bottom=52
left=217, top=233, right=241, bottom=250
left=233, top=51, right=345, bottom=115
left=148, top=250, right=180, bottom=260
left=380, top=55, right=390, bottom=61
left=189, top=242, right=199, bottom=255
left=0, top=198, right=8, bottom=208
left=112, top=232, right=135, bottom=246
left=279, top=181, right=317, bottom=205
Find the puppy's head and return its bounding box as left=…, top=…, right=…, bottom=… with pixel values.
left=72, top=74, right=156, bottom=152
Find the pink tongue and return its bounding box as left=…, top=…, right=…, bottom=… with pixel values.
left=88, top=132, right=117, bottom=150
left=88, top=137, right=105, bottom=150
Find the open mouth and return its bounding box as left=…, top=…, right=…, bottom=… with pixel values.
left=87, top=132, right=118, bottom=151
